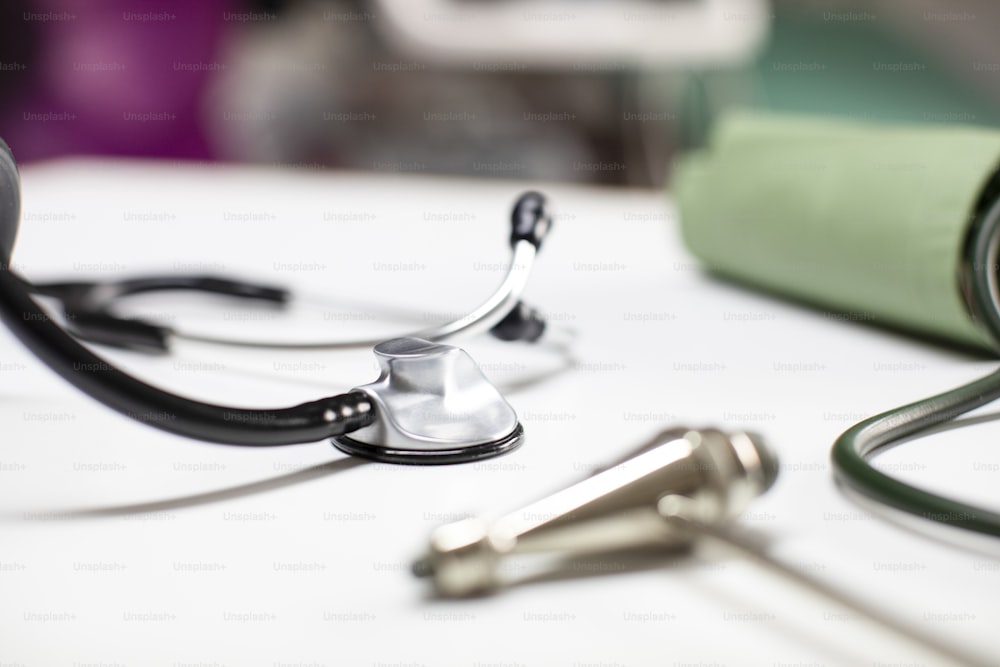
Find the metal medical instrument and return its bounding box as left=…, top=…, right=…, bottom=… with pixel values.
left=414, top=424, right=991, bottom=664
left=414, top=427, right=778, bottom=596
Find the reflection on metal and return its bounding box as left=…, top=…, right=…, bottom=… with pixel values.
left=331, top=337, right=523, bottom=464
left=414, top=427, right=778, bottom=596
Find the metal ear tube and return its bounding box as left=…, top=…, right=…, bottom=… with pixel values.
left=413, top=427, right=779, bottom=597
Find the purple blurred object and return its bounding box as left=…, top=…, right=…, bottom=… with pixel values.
left=2, top=0, right=237, bottom=161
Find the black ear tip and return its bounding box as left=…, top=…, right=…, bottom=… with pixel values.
left=0, top=137, right=21, bottom=265
left=510, top=191, right=552, bottom=249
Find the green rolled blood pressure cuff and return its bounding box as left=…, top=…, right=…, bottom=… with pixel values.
left=674, top=112, right=1000, bottom=354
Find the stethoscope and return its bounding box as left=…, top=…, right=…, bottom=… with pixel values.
left=0, top=137, right=554, bottom=465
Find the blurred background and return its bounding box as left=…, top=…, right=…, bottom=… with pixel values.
left=2, top=0, right=1000, bottom=187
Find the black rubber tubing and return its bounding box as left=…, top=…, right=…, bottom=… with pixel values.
left=0, top=137, right=374, bottom=446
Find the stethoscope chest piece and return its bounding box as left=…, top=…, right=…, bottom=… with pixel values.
left=331, top=337, right=524, bottom=464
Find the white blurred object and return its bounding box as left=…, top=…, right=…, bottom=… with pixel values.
left=372, top=0, right=770, bottom=67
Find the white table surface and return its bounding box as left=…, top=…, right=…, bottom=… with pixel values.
left=1, top=159, right=998, bottom=666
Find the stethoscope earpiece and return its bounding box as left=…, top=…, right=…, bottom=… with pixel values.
left=27, top=191, right=555, bottom=354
